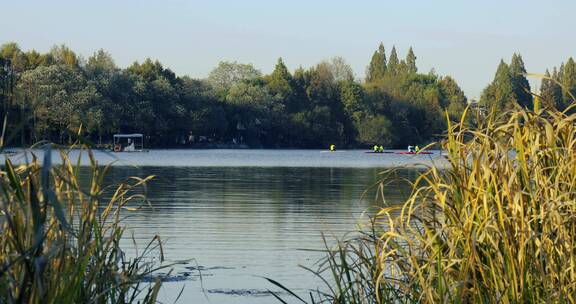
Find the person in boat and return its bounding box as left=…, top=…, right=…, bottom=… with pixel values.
left=373, top=145, right=379, bottom=153
left=124, top=139, right=135, bottom=152
left=378, top=145, right=384, bottom=153
left=408, top=145, right=414, bottom=153
left=330, top=144, right=336, bottom=152
left=415, top=145, right=420, bottom=153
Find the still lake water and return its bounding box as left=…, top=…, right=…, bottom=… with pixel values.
left=3, top=149, right=444, bottom=303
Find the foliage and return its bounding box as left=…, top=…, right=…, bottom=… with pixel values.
left=0, top=145, right=173, bottom=303
left=366, top=43, right=386, bottom=83
left=1, top=42, right=471, bottom=148
left=274, top=98, right=576, bottom=303
left=356, top=114, right=394, bottom=146
left=207, top=61, right=261, bottom=95
left=481, top=54, right=534, bottom=111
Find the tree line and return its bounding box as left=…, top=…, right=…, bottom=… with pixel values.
left=479, top=53, right=576, bottom=113
left=0, top=42, right=570, bottom=148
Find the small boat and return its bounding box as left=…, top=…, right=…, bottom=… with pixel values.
left=113, top=134, right=145, bottom=152
left=364, top=151, right=394, bottom=154
left=395, top=151, right=433, bottom=155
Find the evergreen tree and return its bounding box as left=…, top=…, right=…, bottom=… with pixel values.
left=366, top=43, right=386, bottom=82
left=540, top=69, right=563, bottom=110
left=561, top=57, right=576, bottom=108
left=480, top=60, right=515, bottom=110
left=406, top=47, right=417, bottom=74
left=509, top=53, right=532, bottom=109
left=438, top=76, right=467, bottom=121
left=387, top=46, right=399, bottom=75
left=267, top=58, right=294, bottom=102
left=398, top=60, right=408, bottom=76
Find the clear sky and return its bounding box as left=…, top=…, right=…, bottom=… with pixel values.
left=1, top=0, right=575, bottom=98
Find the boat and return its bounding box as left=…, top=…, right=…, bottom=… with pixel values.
left=395, top=151, right=433, bottom=155
left=113, top=134, right=145, bottom=152
left=364, top=151, right=394, bottom=154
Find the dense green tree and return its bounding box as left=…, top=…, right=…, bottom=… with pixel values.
left=1, top=41, right=479, bottom=149
left=49, top=45, right=80, bottom=67
left=509, top=53, right=532, bottom=109
left=0, top=56, right=15, bottom=116
left=0, top=43, right=27, bottom=73
left=86, top=49, right=117, bottom=77
left=387, top=46, right=399, bottom=75
left=406, top=47, right=417, bottom=74
left=340, top=82, right=365, bottom=115
left=128, top=58, right=177, bottom=84
left=540, top=69, right=563, bottom=110
left=366, top=43, right=386, bottom=82
left=180, top=77, right=227, bottom=137
left=327, top=57, right=354, bottom=83
left=207, top=61, right=261, bottom=95
left=561, top=58, right=576, bottom=108
left=356, top=115, right=394, bottom=147
left=266, top=58, right=295, bottom=108
left=22, top=50, right=46, bottom=70
left=480, top=60, right=515, bottom=111
left=438, top=76, right=467, bottom=121
left=16, top=65, right=100, bottom=143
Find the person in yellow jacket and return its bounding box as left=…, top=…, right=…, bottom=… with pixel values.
left=373, top=145, right=379, bottom=153
left=330, top=144, right=336, bottom=152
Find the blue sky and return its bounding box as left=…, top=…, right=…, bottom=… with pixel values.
left=1, top=0, right=574, bottom=98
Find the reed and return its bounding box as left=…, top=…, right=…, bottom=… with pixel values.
left=274, top=100, right=576, bottom=303
left=0, top=146, right=170, bottom=304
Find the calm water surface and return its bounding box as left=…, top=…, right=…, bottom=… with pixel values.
left=3, top=149, right=438, bottom=303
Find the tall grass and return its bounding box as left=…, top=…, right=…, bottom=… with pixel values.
left=274, top=101, right=576, bottom=303
left=0, top=146, right=171, bottom=303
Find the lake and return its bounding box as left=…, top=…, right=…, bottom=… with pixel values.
left=2, top=149, right=441, bottom=303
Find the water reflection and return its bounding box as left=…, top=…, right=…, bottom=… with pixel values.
left=90, top=166, right=419, bottom=303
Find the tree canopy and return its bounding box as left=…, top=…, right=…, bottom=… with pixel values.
left=0, top=41, right=526, bottom=149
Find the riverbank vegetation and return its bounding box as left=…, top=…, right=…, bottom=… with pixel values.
left=273, top=99, right=576, bottom=302
left=4, top=42, right=572, bottom=148
left=0, top=144, right=171, bottom=303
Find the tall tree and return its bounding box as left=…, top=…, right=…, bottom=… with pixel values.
left=0, top=43, right=26, bottom=73
left=561, top=57, right=576, bottom=108
left=128, top=58, right=177, bottom=84
left=267, top=58, right=294, bottom=102
left=438, top=76, right=467, bottom=121
left=509, top=53, right=532, bottom=109
left=540, top=69, right=563, bottom=110
left=207, top=61, right=261, bottom=95
left=480, top=60, right=515, bottom=111
left=406, top=47, right=417, bottom=74
left=327, top=57, right=354, bottom=83
left=49, top=44, right=79, bottom=67
left=366, top=43, right=387, bottom=82
left=16, top=65, right=100, bottom=143
left=86, top=49, right=117, bottom=77
left=387, top=46, right=399, bottom=75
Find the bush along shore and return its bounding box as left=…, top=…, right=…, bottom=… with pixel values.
left=273, top=99, right=576, bottom=303
left=0, top=143, right=175, bottom=304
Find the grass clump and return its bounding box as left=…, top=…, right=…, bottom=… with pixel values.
left=275, top=102, right=576, bottom=303
left=0, top=146, right=170, bottom=304
left=372, top=104, right=576, bottom=303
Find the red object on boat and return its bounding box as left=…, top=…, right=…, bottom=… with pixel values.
left=395, top=151, right=433, bottom=155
